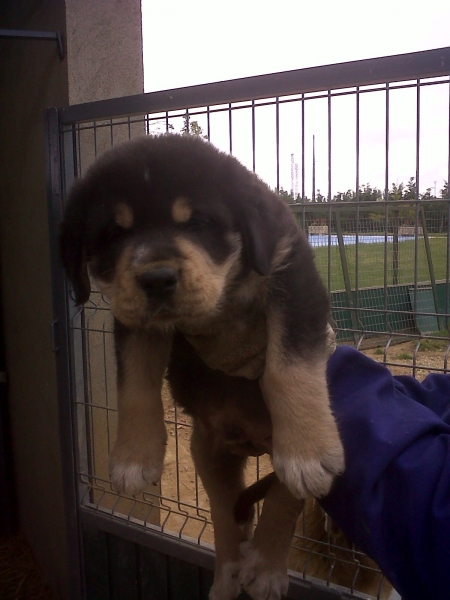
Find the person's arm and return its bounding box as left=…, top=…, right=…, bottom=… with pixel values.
left=320, top=346, right=450, bottom=600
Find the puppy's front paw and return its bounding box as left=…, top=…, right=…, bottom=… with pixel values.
left=239, top=541, right=288, bottom=600
left=109, top=434, right=167, bottom=496
left=209, top=561, right=241, bottom=600
left=273, top=442, right=344, bottom=499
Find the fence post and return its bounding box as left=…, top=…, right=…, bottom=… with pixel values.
left=420, top=206, right=442, bottom=330
left=334, top=210, right=360, bottom=343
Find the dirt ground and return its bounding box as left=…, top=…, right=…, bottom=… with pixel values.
left=159, top=339, right=448, bottom=543
left=362, top=337, right=449, bottom=379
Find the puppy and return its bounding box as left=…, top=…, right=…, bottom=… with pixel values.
left=60, top=134, right=344, bottom=600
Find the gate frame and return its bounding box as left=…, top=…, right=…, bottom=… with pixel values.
left=45, top=46, right=450, bottom=599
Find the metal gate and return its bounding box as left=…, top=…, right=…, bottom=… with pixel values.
left=46, top=47, right=450, bottom=600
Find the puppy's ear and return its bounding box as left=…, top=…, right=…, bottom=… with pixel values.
left=238, top=188, right=278, bottom=276
left=59, top=179, right=91, bottom=305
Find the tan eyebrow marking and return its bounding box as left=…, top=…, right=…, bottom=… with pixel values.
left=115, top=202, right=134, bottom=229
left=172, top=196, right=192, bottom=223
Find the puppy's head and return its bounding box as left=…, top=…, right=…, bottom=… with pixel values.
left=60, top=134, right=285, bottom=329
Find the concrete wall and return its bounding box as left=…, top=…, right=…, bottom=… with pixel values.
left=65, top=0, right=144, bottom=104
left=0, top=1, right=143, bottom=597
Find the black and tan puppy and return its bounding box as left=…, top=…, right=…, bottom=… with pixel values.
left=60, top=134, right=344, bottom=600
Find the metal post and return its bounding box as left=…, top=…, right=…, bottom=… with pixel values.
left=45, top=108, right=83, bottom=600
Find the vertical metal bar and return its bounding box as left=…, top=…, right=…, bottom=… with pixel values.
left=327, top=91, right=332, bottom=201
left=301, top=94, right=305, bottom=201
left=384, top=83, right=390, bottom=324
left=335, top=211, right=359, bottom=341
left=420, top=206, right=441, bottom=329
left=76, top=124, right=83, bottom=174
left=446, top=76, right=450, bottom=333
left=392, top=209, right=399, bottom=285
left=68, top=119, right=101, bottom=569
left=326, top=161, right=331, bottom=292
left=446, top=196, right=450, bottom=336
left=185, top=108, right=190, bottom=134
left=412, top=80, right=421, bottom=377
left=389, top=90, right=399, bottom=287
left=63, top=126, right=92, bottom=509
left=327, top=91, right=332, bottom=294
left=70, top=125, right=79, bottom=178
left=312, top=134, right=316, bottom=202
left=93, top=120, right=98, bottom=160
left=355, top=88, right=360, bottom=201
left=252, top=100, right=256, bottom=173
left=414, top=81, right=421, bottom=314
left=354, top=87, right=361, bottom=337
left=228, top=103, right=233, bottom=154
left=301, top=95, right=306, bottom=235
left=45, top=107, right=83, bottom=600
left=206, top=105, right=211, bottom=140
left=276, top=97, right=280, bottom=191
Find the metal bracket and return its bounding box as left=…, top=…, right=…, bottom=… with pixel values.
left=0, top=29, right=65, bottom=60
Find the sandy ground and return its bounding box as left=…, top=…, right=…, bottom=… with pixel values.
left=362, top=337, right=449, bottom=379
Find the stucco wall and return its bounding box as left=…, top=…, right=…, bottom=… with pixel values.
left=0, top=1, right=143, bottom=597
left=65, top=0, right=144, bottom=104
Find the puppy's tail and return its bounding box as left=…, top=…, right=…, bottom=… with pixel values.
left=233, top=471, right=277, bottom=525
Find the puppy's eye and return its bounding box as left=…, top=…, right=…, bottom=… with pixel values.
left=105, top=222, right=131, bottom=242
left=114, top=222, right=132, bottom=234
left=187, top=213, right=214, bottom=230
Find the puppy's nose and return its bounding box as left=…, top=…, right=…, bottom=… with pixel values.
left=137, top=268, right=178, bottom=298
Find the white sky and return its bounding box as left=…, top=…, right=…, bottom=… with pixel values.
left=141, top=0, right=450, bottom=197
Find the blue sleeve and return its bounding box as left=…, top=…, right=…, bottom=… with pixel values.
left=320, top=346, right=450, bottom=600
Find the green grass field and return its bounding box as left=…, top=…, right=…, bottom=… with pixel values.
left=313, top=236, right=448, bottom=292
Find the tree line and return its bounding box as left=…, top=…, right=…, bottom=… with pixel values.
left=279, top=178, right=448, bottom=203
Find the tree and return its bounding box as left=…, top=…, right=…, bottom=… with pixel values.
left=359, top=183, right=383, bottom=202
left=441, top=181, right=448, bottom=199
left=181, top=115, right=207, bottom=138
left=278, top=187, right=293, bottom=203
left=333, top=189, right=355, bottom=202
left=145, top=118, right=174, bottom=136
left=315, top=189, right=326, bottom=203
left=420, top=187, right=433, bottom=200
left=389, top=182, right=404, bottom=201
left=403, top=177, right=417, bottom=200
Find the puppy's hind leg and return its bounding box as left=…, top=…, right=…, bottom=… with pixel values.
left=239, top=477, right=304, bottom=600
left=191, top=421, right=250, bottom=600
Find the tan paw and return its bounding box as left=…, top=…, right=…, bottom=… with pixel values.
left=109, top=434, right=166, bottom=496
left=239, top=541, right=288, bottom=600
left=209, top=561, right=241, bottom=600
left=272, top=443, right=345, bottom=499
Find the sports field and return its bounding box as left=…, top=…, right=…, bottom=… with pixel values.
left=312, top=236, right=448, bottom=292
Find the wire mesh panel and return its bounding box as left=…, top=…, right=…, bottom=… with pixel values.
left=47, top=47, right=450, bottom=600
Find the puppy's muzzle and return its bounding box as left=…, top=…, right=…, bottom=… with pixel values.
left=137, top=267, right=178, bottom=300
